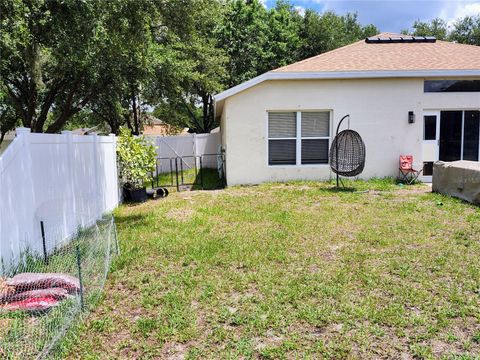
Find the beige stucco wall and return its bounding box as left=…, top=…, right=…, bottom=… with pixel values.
left=221, top=78, right=480, bottom=185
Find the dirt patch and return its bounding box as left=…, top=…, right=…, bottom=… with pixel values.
left=429, top=317, right=480, bottom=357
left=391, top=185, right=432, bottom=196
left=225, top=283, right=263, bottom=304
left=160, top=341, right=195, bottom=360
left=254, top=331, right=284, bottom=351
left=430, top=339, right=456, bottom=357
left=166, top=208, right=194, bottom=222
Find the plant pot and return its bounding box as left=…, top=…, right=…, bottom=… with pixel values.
left=124, top=187, right=148, bottom=203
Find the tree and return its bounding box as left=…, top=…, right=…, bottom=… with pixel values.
left=147, top=0, right=227, bottom=134
left=85, top=0, right=160, bottom=135
left=263, top=1, right=301, bottom=71
left=450, top=15, right=480, bottom=45
left=217, top=0, right=270, bottom=88
left=404, top=18, right=448, bottom=40
left=298, top=11, right=378, bottom=60
left=0, top=0, right=106, bottom=133
left=1, top=0, right=213, bottom=135
left=402, top=15, right=480, bottom=45
left=0, top=87, right=18, bottom=144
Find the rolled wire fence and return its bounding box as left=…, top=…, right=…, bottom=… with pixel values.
left=0, top=213, right=118, bottom=359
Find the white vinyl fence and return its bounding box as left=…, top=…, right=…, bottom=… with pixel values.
left=0, top=128, right=119, bottom=273
left=149, top=133, right=221, bottom=173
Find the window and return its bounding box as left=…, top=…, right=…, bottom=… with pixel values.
left=268, top=112, right=297, bottom=165
left=268, top=111, right=330, bottom=166
left=424, top=115, right=436, bottom=140
left=301, top=112, right=330, bottom=164
left=424, top=80, right=480, bottom=93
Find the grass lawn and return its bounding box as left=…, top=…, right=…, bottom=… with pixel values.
left=68, top=179, right=480, bottom=359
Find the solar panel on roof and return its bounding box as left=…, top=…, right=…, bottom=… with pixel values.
left=365, top=36, right=436, bottom=44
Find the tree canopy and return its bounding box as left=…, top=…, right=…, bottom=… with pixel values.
left=402, top=15, right=480, bottom=46
left=0, top=0, right=479, bottom=140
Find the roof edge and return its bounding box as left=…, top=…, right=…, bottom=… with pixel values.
left=214, top=69, right=480, bottom=103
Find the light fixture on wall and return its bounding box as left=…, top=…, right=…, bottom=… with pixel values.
left=408, top=111, right=415, bottom=124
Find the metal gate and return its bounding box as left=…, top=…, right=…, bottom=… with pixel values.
left=149, top=154, right=225, bottom=191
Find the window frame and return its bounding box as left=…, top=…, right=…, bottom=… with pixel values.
left=423, top=115, right=437, bottom=141
left=266, top=110, right=332, bottom=167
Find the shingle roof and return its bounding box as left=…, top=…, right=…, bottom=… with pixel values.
left=273, top=32, right=480, bottom=73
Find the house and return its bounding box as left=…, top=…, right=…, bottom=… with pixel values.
left=71, top=125, right=102, bottom=135
left=214, top=33, right=480, bottom=186
left=142, top=115, right=189, bottom=136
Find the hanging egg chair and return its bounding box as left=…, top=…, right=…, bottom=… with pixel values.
left=329, top=115, right=366, bottom=186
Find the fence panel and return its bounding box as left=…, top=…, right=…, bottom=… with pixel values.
left=0, top=129, right=119, bottom=274
left=149, top=133, right=221, bottom=173
left=195, top=133, right=220, bottom=168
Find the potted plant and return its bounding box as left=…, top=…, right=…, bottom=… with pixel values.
left=117, top=128, right=157, bottom=203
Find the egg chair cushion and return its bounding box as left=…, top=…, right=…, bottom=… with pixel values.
left=329, top=129, right=366, bottom=177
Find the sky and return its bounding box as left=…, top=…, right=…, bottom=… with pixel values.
left=262, top=0, right=480, bottom=33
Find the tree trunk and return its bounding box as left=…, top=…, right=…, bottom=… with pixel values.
left=182, top=102, right=201, bottom=133
left=207, top=94, right=214, bottom=131
left=131, top=88, right=139, bottom=135
left=202, top=94, right=209, bottom=133
left=200, top=93, right=216, bottom=133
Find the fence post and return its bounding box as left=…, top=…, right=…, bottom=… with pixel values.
left=109, top=134, right=119, bottom=208
left=40, top=221, right=48, bottom=264
left=113, top=220, right=120, bottom=256
left=62, top=130, right=77, bottom=233
left=91, top=133, right=101, bottom=220
left=75, top=244, right=85, bottom=310
left=175, top=158, right=180, bottom=191
left=199, top=156, right=204, bottom=190
left=193, top=133, right=197, bottom=158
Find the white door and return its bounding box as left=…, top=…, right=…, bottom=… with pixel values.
left=422, top=111, right=440, bottom=182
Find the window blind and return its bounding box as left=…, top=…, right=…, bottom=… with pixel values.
left=269, top=140, right=296, bottom=165
left=268, top=112, right=296, bottom=138
left=301, top=139, right=329, bottom=164
left=301, top=112, right=329, bottom=137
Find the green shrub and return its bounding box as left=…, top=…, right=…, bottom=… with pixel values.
left=116, top=128, right=156, bottom=190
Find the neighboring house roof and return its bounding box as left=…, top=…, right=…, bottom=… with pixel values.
left=142, top=115, right=189, bottom=136
left=214, top=33, right=480, bottom=114
left=71, top=125, right=101, bottom=135
left=143, top=114, right=165, bottom=126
